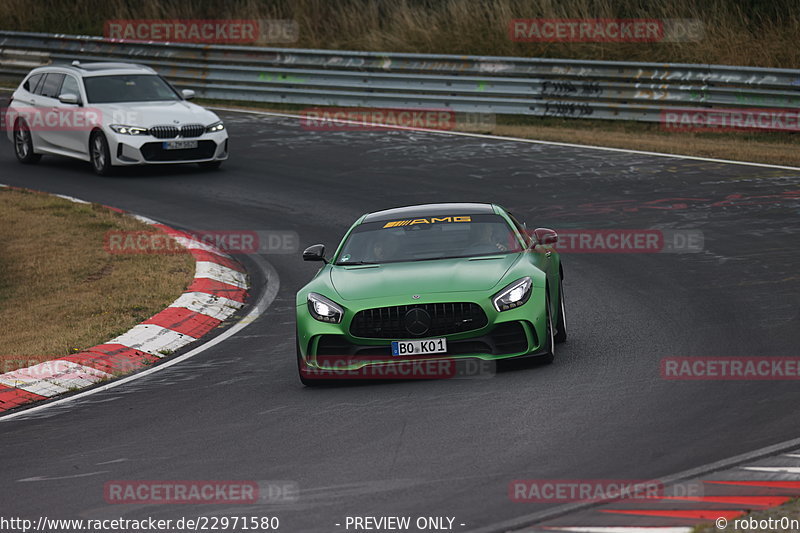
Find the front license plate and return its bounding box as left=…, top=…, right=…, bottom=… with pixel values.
left=391, top=338, right=447, bottom=356
left=162, top=140, right=198, bottom=150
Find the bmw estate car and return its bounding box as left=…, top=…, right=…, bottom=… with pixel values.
left=4, top=62, right=228, bottom=175
left=296, top=203, right=567, bottom=385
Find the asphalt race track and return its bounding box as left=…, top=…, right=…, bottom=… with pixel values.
left=1, top=110, right=799, bottom=532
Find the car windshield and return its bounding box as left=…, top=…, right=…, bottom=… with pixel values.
left=335, top=213, right=523, bottom=265
left=83, top=74, right=180, bottom=103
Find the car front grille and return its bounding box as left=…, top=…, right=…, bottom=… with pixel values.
left=180, top=124, right=205, bottom=138
left=140, top=140, right=218, bottom=161
left=149, top=125, right=179, bottom=139
left=148, top=124, right=206, bottom=139
left=350, top=302, right=488, bottom=339
left=317, top=321, right=528, bottom=356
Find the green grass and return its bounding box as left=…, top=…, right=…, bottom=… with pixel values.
left=0, top=188, right=194, bottom=369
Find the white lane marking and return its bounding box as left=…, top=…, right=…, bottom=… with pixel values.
left=130, top=213, right=159, bottom=225
left=95, top=458, right=128, bottom=465
left=542, top=526, right=694, bottom=533
left=52, top=193, right=90, bottom=204
left=107, top=324, right=197, bottom=355
left=784, top=453, right=800, bottom=458
left=0, top=361, right=111, bottom=397
left=742, top=466, right=800, bottom=473
left=195, top=261, right=248, bottom=288
left=169, top=292, right=244, bottom=320
left=18, top=471, right=109, bottom=482
left=0, top=254, right=279, bottom=421
left=209, top=107, right=800, bottom=172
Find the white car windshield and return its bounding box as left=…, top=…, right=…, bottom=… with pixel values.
left=83, top=74, right=180, bottom=103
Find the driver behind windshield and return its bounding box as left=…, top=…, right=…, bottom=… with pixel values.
left=463, top=222, right=511, bottom=255
left=368, top=233, right=400, bottom=263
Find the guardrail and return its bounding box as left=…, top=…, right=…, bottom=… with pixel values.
left=1, top=30, right=799, bottom=127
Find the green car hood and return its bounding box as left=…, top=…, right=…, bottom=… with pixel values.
left=329, top=254, right=520, bottom=301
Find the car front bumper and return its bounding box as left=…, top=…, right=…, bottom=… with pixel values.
left=296, top=291, right=550, bottom=373
left=106, top=129, right=229, bottom=165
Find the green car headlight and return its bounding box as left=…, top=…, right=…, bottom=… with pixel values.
left=307, top=292, right=344, bottom=323
left=492, top=277, right=532, bottom=312
left=110, top=124, right=148, bottom=135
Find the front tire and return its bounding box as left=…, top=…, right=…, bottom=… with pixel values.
left=539, top=296, right=556, bottom=364
left=554, top=277, right=567, bottom=343
left=90, top=131, right=113, bottom=176
left=13, top=120, right=41, bottom=164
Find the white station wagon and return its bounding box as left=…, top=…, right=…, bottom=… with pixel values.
left=4, top=62, right=228, bottom=175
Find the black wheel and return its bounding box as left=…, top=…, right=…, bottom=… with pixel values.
left=199, top=161, right=222, bottom=170
left=539, top=296, right=556, bottom=364
left=13, top=120, right=41, bottom=164
left=90, top=131, right=113, bottom=176
left=297, top=333, right=323, bottom=387
left=554, top=276, right=567, bottom=343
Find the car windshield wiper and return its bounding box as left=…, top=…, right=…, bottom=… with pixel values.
left=336, top=261, right=378, bottom=265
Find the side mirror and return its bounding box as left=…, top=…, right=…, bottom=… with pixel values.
left=181, top=89, right=195, bottom=100
left=58, top=93, right=80, bottom=105
left=303, top=244, right=327, bottom=263
left=532, top=228, right=558, bottom=246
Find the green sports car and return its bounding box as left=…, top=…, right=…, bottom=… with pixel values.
left=295, top=203, right=567, bottom=385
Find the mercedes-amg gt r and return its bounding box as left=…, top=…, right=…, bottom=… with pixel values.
left=295, top=203, right=567, bottom=385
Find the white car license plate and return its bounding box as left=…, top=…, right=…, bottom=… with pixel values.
left=162, top=140, right=198, bottom=150
left=391, top=338, right=447, bottom=356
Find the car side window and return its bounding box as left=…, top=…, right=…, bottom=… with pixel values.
left=22, top=73, right=43, bottom=94
left=32, top=73, right=49, bottom=96
left=32, top=73, right=48, bottom=95
left=59, top=75, right=81, bottom=101
left=39, top=73, right=66, bottom=99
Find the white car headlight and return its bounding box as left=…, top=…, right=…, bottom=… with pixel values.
left=307, top=292, right=344, bottom=323
left=205, top=121, right=225, bottom=133
left=109, top=124, right=148, bottom=135
left=492, top=277, right=532, bottom=312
